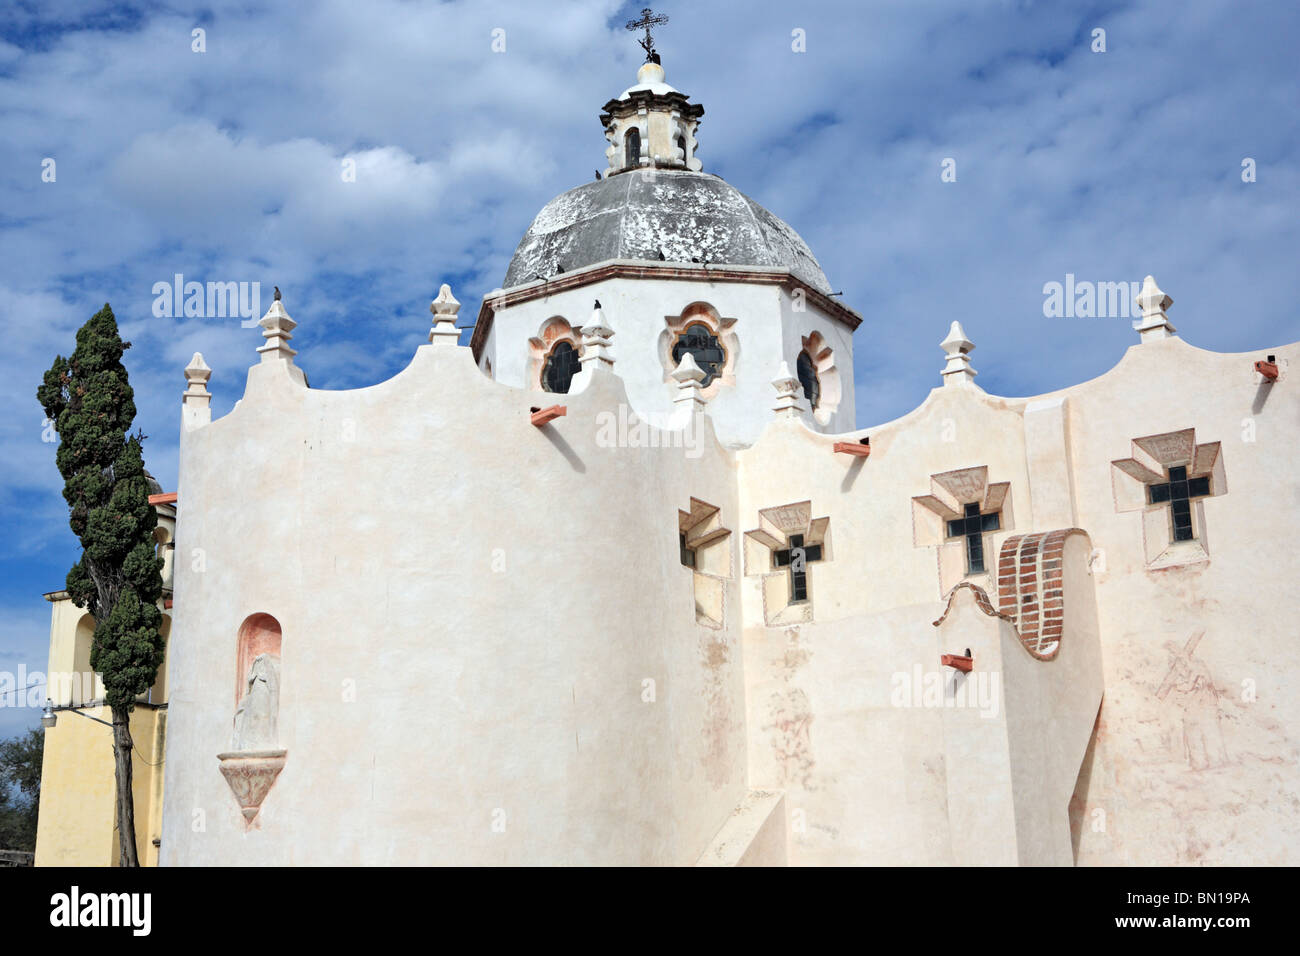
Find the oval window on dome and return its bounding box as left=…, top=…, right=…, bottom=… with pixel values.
left=797, top=350, right=820, bottom=409
left=542, top=341, right=581, bottom=393
left=671, top=323, right=725, bottom=387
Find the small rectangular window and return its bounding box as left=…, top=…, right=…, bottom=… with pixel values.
left=679, top=533, right=696, bottom=568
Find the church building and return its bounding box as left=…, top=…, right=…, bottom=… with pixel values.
left=36, top=34, right=1299, bottom=867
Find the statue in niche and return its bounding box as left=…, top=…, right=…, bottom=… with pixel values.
left=231, top=653, right=280, bottom=751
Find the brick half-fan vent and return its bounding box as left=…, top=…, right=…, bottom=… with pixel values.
left=996, top=529, right=1088, bottom=660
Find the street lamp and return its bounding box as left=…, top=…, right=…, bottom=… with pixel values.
left=41, top=698, right=113, bottom=728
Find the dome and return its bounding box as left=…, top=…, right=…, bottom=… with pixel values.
left=502, top=170, right=832, bottom=294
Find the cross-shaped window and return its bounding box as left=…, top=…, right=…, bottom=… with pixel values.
left=946, top=502, right=1000, bottom=574
left=773, top=534, right=823, bottom=602
left=1147, top=465, right=1211, bottom=542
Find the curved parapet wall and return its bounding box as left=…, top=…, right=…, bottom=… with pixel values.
left=932, top=581, right=1016, bottom=629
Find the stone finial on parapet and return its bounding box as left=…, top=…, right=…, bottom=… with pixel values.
left=257, top=295, right=298, bottom=364
left=1133, top=275, right=1176, bottom=342
left=672, top=352, right=707, bottom=411
left=183, top=352, right=212, bottom=429
left=429, top=284, right=461, bottom=345
left=772, top=361, right=806, bottom=419
left=940, top=320, right=978, bottom=387
left=580, top=300, right=615, bottom=371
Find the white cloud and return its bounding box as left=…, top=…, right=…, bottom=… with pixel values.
left=0, top=0, right=1295, bottom=646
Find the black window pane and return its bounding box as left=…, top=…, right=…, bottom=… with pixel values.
left=671, top=324, right=724, bottom=386
left=1149, top=483, right=1171, bottom=504
left=1188, top=476, right=1210, bottom=497
left=542, top=342, right=581, bottom=393
left=773, top=549, right=791, bottom=568
left=1170, top=479, right=1188, bottom=499
left=796, top=351, right=820, bottom=409
left=1168, top=465, right=1187, bottom=482
left=964, top=502, right=980, bottom=517
left=947, top=519, right=964, bottom=538
left=789, top=535, right=804, bottom=548
left=982, top=512, right=1001, bottom=532
left=803, top=544, right=822, bottom=563
left=791, top=573, right=807, bottom=602
left=967, top=534, right=985, bottom=574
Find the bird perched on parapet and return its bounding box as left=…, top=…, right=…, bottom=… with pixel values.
left=595, top=169, right=602, bottom=181
left=594, top=300, right=601, bottom=309
left=657, top=249, right=666, bottom=260
left=274, top=286, right=281, bottom=301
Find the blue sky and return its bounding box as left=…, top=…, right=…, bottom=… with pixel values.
left=0, top=0, right=1296, bottom=736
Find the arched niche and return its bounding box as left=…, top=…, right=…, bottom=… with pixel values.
left=152, top=524, right=175, bottom=588
left=235, top=613, right=282, bottom=706
left=72, top=613, right=104, bottom=705
left=146, top=615, right=171, bottom=704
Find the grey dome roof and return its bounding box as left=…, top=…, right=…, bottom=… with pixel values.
left=503, top=170, right=831, bottom=293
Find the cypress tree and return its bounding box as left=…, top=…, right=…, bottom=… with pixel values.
left=37, top=303, right=165, bottom=867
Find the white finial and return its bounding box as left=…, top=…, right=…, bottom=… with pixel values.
left=257, top=298, right=298, bottom=364
left=429, top=284, right=461, bottom=345
left=579, top=300, right=615, bottom=370
left=772, top=361, right=805, bottom=419
left=672, top=352, right=707, bottom=410
left=184, top=352, right=211, bottom=393
left=183, top=352, right=212, bottom=429
left=1133, top=275, right=1176, bottom=342
left=940, top=320, right=978, bottom=386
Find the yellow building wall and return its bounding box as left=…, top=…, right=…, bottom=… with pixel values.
left=34, top=592, right=171, bottom=867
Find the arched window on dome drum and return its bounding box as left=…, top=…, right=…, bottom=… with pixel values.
left=671, top=323, right=725, bottom=387
left=625, top=128, right=641, bottom=168
left=797, top=350, right=820, bottom=409
left=542, top=341, right=582, bottom=393
left=676, top=134, right=687, bottom=162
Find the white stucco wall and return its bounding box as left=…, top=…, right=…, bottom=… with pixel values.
left=161, top=297, right=1299, bottom=866
left=161, top=347, right=751, bottom=865
left=482, top=267, right=856, bottom=447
